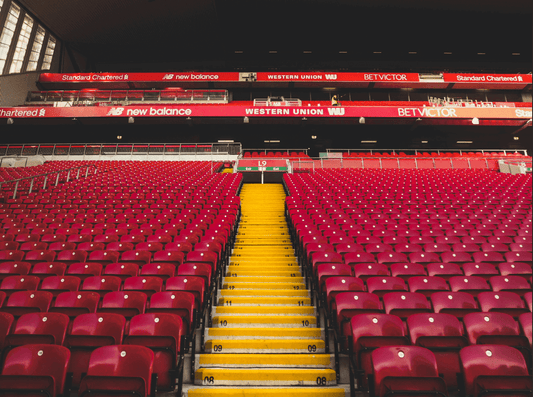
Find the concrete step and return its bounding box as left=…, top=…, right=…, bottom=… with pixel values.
left=229, top=258, right=298, bottom=265
left=223, top=283, right=306, bottom=291
left=226, top=265, right=299, bottom=272
left=211, top=314, right=317, bottom=328
left=194, top=368, right=337, bottom=386
left=203, top=339, right=325, bottom=353
left=213, top=306, right=316, bottom=316
left=184, top=386, right=348, bottom=397
left=234, top=239, right=292, bottom=245
left=230, top=254, right=295, bottom=259
left=219, top=289, right=308, bottom=298
left=204, top=327, right=324, bottom=341
left=223, top=276, right=304, bottom=282
left=225, top=266, right=302, bottom=281
left=233, top=245, right=293, bottom=250
left=196, top=353, right=334, bottom=368
left=218, top=296, right=311, bottom=306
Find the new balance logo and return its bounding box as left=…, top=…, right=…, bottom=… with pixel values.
left=106, top=107, right=124, bottom=116
left=162, top=74, right=174, bottom=80
left=325, top=74, right=337, bottom=80
left=327, top=107, right=345, bottom=116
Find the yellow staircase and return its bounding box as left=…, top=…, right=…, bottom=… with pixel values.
left=185, top=183, right=346, bottom=396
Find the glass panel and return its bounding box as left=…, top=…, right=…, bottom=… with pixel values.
left=26, top=24, right=44, bottom=71
left=0, top=2, right=21, bottom=74
left=41, top=35, right=56, bottom=70
left=9, top=13, right=33, bottom=73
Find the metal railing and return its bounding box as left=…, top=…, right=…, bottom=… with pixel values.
left=26, top=89, right=229, bottom=106
left=290, top=156, right=510, bottom=172
left=0, top=143, right=243, bottom=159
left=241, top=148, right=309, bottom=156
left=0, top=164, right=98, bottom=199
left=326, top=148, right=529, bottom=156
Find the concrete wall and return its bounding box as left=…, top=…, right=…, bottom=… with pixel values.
left=0, top=71, right=40, bottom=107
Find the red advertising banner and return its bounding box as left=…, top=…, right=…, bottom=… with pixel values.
left=255, top=72, right=420, bottom=82
left=0, top=105, right=530, bottom=119
left=39, top=72, right=241, bottom=83
left=38, top=72, right=532, bottom=89
left=443, top=73, right=531, bottom=84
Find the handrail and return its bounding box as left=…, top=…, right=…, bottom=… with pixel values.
left=326, top=148, right=529, bottom=156
left=243, top=148, right=309, bottom=154
left=0, top=142, right=243, bottom=158
left=0, top=164, right=98, bottom=200
left=26, top=89, right=229, bottom=105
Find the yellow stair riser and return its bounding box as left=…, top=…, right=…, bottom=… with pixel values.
left=205, top=327, right=324, bottom=340
left=219, top=289, right=308, bottom=297
left=218, top=297, right=311, bottom=306
left=203, top=340, right=325, bottom=354
left=194, top=368, right=337, bottom=385
left=197, top=353, right=334, bottom=367
left=229, top=260, right=298, bottom=265
left=227, top=264, right=299, bottom=270
left=224, top=277, right=304, bottom=283
left=212, top=315, right=316, bottom=328
left=230, top=254, right=295, bottom=258
left=225, top=271, right=301, bottom=277
left=187, top=388, right=346, bottom=397
left=213, top=306, right=315, bottom=315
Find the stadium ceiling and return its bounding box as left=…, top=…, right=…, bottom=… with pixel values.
left=18, top=0, right=532, bottom=72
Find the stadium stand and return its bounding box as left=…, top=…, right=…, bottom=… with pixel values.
left=0, top=1, right=530, bottom=395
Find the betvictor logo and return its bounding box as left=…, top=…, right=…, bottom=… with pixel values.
left=327, top=107, right=345, bottom=116
left=325, top=74, right=338, bottom=80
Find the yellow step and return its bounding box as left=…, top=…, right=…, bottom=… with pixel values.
left=226, top=265, right=299, bottom=272
left=212, top=315, right=316, bottom=328
left=202, top=339, right=326, bottom=353
left=220, top=289, right=307, bottom=297
left=197, top=353, right=333, bottom=367
left=187, top=388, right=346, bottom=397
left=223, top=283, right=306, bottom=291
left=233, top=245, right=293, bottom=250
left=229, top=255, right=296, bottom=260
left=234, top=240, right=292, bottom=245
left=194, top=368, right=336, bottom=386
left=224, top=276, right=304, bottom=283
left=213, top=306, right=315, bottom=315
left=219, top=297, right=311, bottom=306
left=225, top=271, right=301, bottom=277
left=205, top=327, right=323, bottom=340
left=229, top=259, right=298, bottom=265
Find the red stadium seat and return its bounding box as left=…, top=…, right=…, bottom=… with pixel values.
left=431, top=291, right=479, bottom=319
left=98, top=291, right=147, bottom=320
left=4, top=312, right=69, bottom=349
left=460, top=345, right=531, bottom=397
left=78, top=345, right=155, bottom=397
left=349, top=313, right=407, bottom=390
left=370, top=346, right=448, bottom=397
left=407, top=313, right=467, bottom=390
left=0, top=344, right=71, bottom=397
left=125, top=313, right=185, bottom=392
left=382, top=292, right=432, bottom=319
left=477, top=291, right=529, bottom=318
left=64, top=313, right=126, bottom=389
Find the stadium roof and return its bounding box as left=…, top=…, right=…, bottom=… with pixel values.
left=19, top=0, right=532, bottom=72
